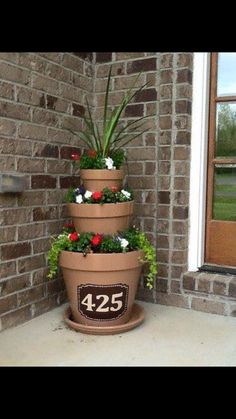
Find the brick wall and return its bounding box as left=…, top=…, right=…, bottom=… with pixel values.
left=0, top=52, right=94, bottom=330
left=94, top=52, right=193, bottom=306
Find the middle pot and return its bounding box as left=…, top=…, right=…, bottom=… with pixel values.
left=67, top=201, right=134, bottom=234
left=80, top=169, right=124, bottom=192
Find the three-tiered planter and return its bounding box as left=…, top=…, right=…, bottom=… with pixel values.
left=47, top=65, right=157, bottom=335
left=61, top=169, right=146, bottom=335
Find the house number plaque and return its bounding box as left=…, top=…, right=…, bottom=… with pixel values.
left=77, top=283, right=129, bottom=321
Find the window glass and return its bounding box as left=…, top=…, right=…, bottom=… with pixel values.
left=217, top=53, right=236, bottom=96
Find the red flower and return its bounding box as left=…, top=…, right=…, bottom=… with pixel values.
left=91, top=234, right=103, bottom=247
left=64, top=222, right=75, bottom=230
left=110, top=186, right=118, bottom=193
left=87, top=149, right=97, bottom=158
left=69, top=232, right=79, bottom=241
left=71, top=153, right=80, bottom=161
left=92, top=191, right=103, bottom=201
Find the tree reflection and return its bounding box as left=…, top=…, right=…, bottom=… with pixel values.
left=216, top=103, right=236, bottom=157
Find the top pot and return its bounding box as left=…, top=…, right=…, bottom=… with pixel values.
left=80, top=169, right=124, bottom=191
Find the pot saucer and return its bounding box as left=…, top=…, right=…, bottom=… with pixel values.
left=64, top=303, right=145, bottom=335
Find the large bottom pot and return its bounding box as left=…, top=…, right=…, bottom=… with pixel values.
left=59, top=250, right=144, bottom=327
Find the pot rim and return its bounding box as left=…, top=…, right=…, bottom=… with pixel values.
left=59, top=249, right=145, bottom=271
left=67, top=201, right=134, bottom=217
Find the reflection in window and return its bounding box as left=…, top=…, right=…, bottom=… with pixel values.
left=218, top=53, right=236, bottom=96
left=213, top=165, right=236, bottom=221
left=216, top=102, right=236, bottom=157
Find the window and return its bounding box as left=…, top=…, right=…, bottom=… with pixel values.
left=205, top=53, right=236, bottom=267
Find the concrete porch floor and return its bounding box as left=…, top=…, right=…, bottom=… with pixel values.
left=0, top=301, right=236, bottom=366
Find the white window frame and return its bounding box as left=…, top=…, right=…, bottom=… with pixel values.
left=188, top=53, right=211, bottom=271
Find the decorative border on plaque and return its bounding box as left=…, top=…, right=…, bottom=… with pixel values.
left=77, top=283, right=129, bottom=321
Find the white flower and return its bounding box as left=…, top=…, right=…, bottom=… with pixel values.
left=118, top=237, right=129, bottom=248
left=105, top=157, right=116, bottom=170
left=76, top=194, right=83, bottom=204
left=58, top=234, right=67, bottom=239
left=121, top=189, right=131, bottom=199
left=84, top=190, right=92, bottom=199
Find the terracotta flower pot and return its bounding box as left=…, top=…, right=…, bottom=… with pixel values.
left=59, top=250, right=144, bottom=327
left=80, top=169, right=124, bottom=191
left=67, top=201, right=134, bottom=234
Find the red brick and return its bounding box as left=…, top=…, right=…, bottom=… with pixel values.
left=175, top=100, right=192, bottom=114
left=72, top=103, right=85, bottom=117
left=31, top=295, right=58, bottom=317
left=191, top=298, right=225, bottom=315
left=0, top=155, right=15, bottom=171
left=18, top=223, right=45, bottom=240
left=33, top=143, right=59, bottom=158
left=47, top=278, right=64, bottom=295
left=16, top=86, right=45, bottom=106
left=0, top=137, right=32, bottom=156
left=0, top=294, right=18, bottom=314
left=32, top=109, right=60, bottom=127
left=18, top=123, right=47, bottom=140
left=0, top=101, right=30, bottom=121
left=62, top=54, right=84, bottom=72
left=96, top=53, right=112, bottom=63
left=17, top=158, right=45, bottom=173
left=158, top=191, right=170, bottom=204
left=18, top=254, right=45, bottom=274
left=31, top=73, right=60, bottom=95
left=156, top=278, right=168, bottom=292
left=175, top=131, right=191, bottom=145
left=17, top=284, right=45, bottom=307
left=32, top=268, right=50, bottom=285
left=31, top=175, right=57, bottom=189
left=0, top=227, right=16, bottom=243
left=0, top=118, right=16, bottom=136
left=229, top=278, right=236, bottom=298
left=60, top=176, right=80, bottom=188
left=1, top=242, right=31, bottom=261
left=18, top=191, right=46, bottom=207
left=133, top=88, right=157, bottom=102
left=0, top=261, right=17, bottom=278
left=33, top=237, right=51, bottom=254
left=160, top=54, right=173, bottom=69
left=156, top=292, right=189, bottom=309
left=173, top=206, right=189, bottom=219
left=47, top=160, right=71, bottom=174
left=33, top=206, right=59, bottom=221
left=177, top=69, right=192, bottom=84
left=73, top=52, right=93, bottom=61
left=160, top=116, right=172, bottom=130
left=0, top=81, right=14, bottom=99
left=0, top=274, right=31, bottom=297
left=0, top=305, right=32, bottom=330
left=160, top=70, right=173, bottom=84
left=127, top=58, right=156, bottom=74
left=125, top=104, right=144, bottom=117
left=0, top=61, right=29, bottom=84
left=45, top=62, right=71, bottom=83
left=60, top=146, right=81, bottom=160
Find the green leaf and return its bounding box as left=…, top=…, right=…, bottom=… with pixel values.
left=103, top=65, right=112, bottom=137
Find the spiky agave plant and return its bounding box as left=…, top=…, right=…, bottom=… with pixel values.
left=68, top=66, right=152, bottom=159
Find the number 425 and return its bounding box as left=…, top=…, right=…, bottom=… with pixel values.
left=81, top=292, right=123, bottom=312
